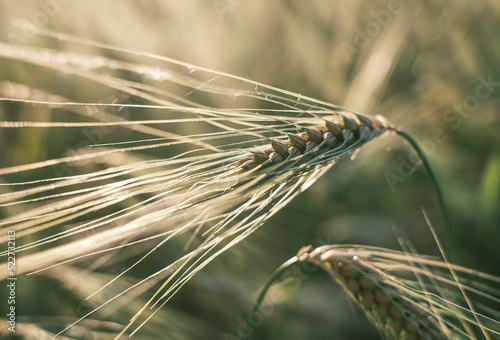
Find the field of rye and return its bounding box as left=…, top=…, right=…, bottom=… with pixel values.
left=0, top=1, right=499, bottom=339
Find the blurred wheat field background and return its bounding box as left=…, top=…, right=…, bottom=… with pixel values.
left=0, top=1, right=499, bottom=339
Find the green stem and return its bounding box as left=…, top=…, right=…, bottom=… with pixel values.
left=394, top=129, right=455, bottom=263
left=239, top=256, right=299, bottom=340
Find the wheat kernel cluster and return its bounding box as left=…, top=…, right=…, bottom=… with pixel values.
left=305, top=246, right=458, bottom=340
left=235, top=113, right=393, bottom=173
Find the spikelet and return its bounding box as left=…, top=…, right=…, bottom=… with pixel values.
left=301, top=245, right=500, bottom=340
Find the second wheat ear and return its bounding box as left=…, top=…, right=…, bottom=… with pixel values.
left=243, top=245, right=499, bottom=340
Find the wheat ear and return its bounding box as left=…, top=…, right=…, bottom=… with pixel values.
left=0, top=35, right=398, bottom=337
left=245, top=245, right=500, bottom=340
left=307, top=246, right=500, bottom=339
left=307, top=246, right=455, bottom=340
